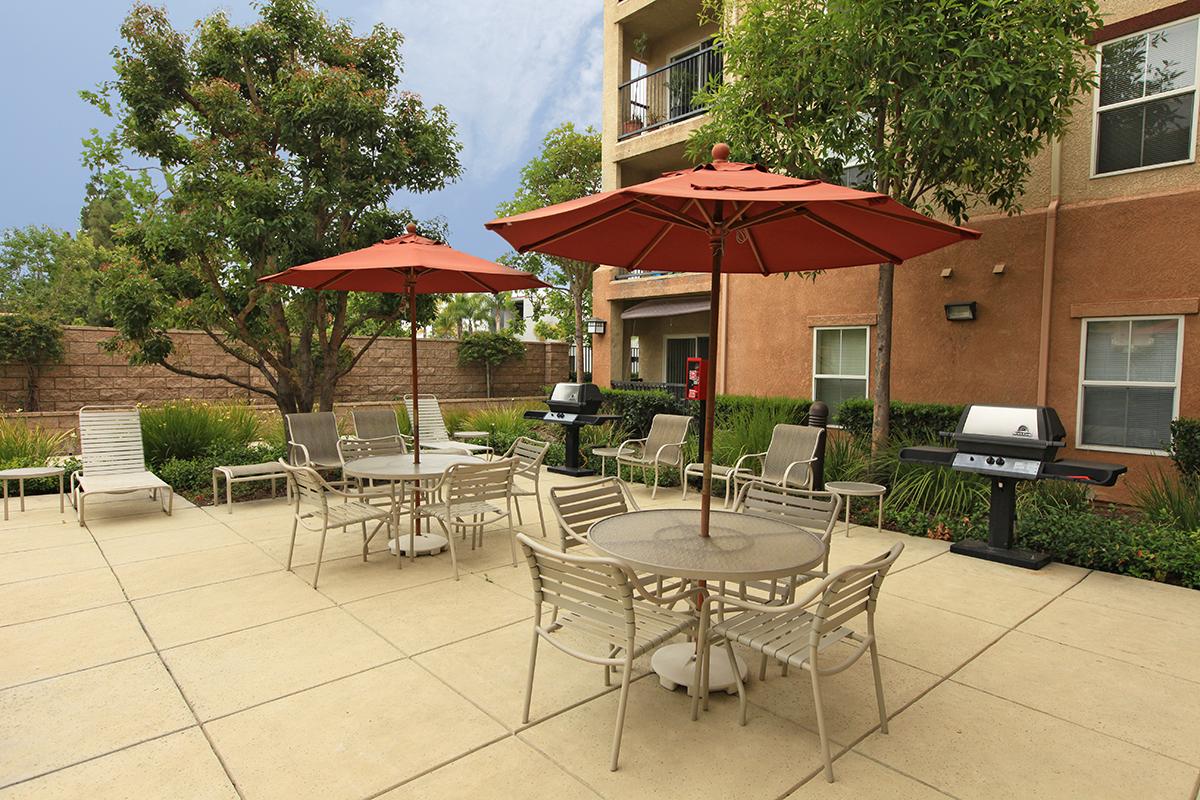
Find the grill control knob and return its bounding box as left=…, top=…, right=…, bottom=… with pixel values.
left=996, top=457, right=1005, bottom=465
left=986, top=456, right=995, bottom=465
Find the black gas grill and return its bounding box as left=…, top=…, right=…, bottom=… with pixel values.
left=524, top=383, right=621, bottom=477
left=900, top=404, right=1126, bottom=569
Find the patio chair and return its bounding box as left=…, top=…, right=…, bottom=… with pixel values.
left=691, top=542, right=905, bottom=783
left=337, top=436, right=410, bottom=509
left=502, top=436, right=551, bottom=537
left=279, top=460, right=396, bottom=588
left=517, top=533, right=695, bottom=771
left=403, top=394, right=493, bottom=458
left=612, top=413, right=691, bottom=498
left=285, top=412, right=345, bottom=472
left=720, top=423, right=824, bottom=497
left=411, top=457, right=517, bottom=580
left=351, top=407, right=406, bottom=444
left=72, top=406, right=173, bottom=526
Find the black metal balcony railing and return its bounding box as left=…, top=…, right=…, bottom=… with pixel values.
left=613, top=268, right=679, bottom=280
left=618, top=46, right=723, bottom=140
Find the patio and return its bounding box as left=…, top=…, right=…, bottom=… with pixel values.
left=1, top=469, right=1198, bottom=800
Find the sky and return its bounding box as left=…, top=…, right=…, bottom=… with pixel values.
left=0, top=0, right=602, bottom=261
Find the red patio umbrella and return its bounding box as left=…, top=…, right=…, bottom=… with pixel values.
left=259, top=224, right=549, bottom=458
left=487, top=143, right=979, bottom=536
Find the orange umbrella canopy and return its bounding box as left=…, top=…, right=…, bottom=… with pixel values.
left=485, top=144, right=979, bottom=273
left=260, top=225, right=550, bottom=294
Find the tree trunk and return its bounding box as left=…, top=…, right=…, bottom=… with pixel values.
left=23, top=363, right=37, bottom=412
left=871, top=262, right=894, bottom=457
left=573, top=284, right=585, bottom=382
left=484, top=363, right=492, bottom=398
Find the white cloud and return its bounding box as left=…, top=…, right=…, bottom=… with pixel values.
left=372, top=0, right=603, bottom=180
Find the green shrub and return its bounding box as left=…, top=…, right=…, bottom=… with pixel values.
left=711, top=402, right=798, bottom=471
left=823, top=433, right=869, bottom=484
left=140, top=402, right=261, bottom=466
left=600, top=389, right=692, bottom=438
left=160, top=440, right=287, bottom=506
left=1131, top=467, right=1200, bottom=531
left=0, top=313, right=65, bottom=411
left=464, top=404, right=536, bottom=454
left=1168, top=417, right=1200, bottom=480
left=1017, top=479, right=1092, bottom=516
left=837, top=398, right=963, bottom=443
left=0, top=418, right=74, bottom=493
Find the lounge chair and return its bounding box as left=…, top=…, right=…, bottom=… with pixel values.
left=72, top=406, right=173, bottom=526
left=403, top=394, right=493, bottom=458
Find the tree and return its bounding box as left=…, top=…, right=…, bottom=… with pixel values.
left=0, top=313, right=65, bottom=411
left=496, top=123, right=601, bottom=378
left=82, top=0, right=462, bottom=414
left=689, top=0, right=1099, bottom=454
left=433, top=294, right=489, bottom=338
left=0, top=226, right=111, bottom=325
left=457, top=331, right=526, bottom=398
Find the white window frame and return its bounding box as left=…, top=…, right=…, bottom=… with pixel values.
left=1075, top=315, right=1184, bottom=455
left=1090, top=15, right=1200, bottom=179
left=811, top=326, right=871, bottom=422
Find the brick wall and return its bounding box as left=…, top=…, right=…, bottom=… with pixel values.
left=0, top=326, right=567, bottom=414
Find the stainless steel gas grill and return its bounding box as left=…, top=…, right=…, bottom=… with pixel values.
left=900, top=404, right=1126, bottom=569
left=524, top=383, right=622, bottom=477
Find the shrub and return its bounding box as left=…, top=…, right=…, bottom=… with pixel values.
left=711, top=401, right=799, bottom=470
left=0, top=418, right=74, bottom=493
left=600, top=389, right=692, bottom=438
left=457, top=332, right=526, bottom=397
left=1131, top=467, right=1200, bottom=531
left=871, top=438, right=988, bottom=517
left=837, top=398, right=963, bottom=443
left=464, top=404, right=536, bottom=455
left=0, top=313, right=65, bottom=411
left=140, top=402, right=262, bottom=466
left=823, top=433, right=869, bottom=484
left=159, top=440, right=286, bottom=505
left=1168, top=417, right=1200, bottom=481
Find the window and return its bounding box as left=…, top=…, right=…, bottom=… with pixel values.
left=813, top=327, right=869, bottom=418
left=665, top=336, right=708, bottom=384
left=1078, top=317, right=1182, bottom=451
left=1094, top=18, right=1199, bottom=175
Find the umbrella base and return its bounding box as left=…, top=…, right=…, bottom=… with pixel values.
left=652, top=642, right=747, bottom=696
left=388, top=533, right=449, bottom=556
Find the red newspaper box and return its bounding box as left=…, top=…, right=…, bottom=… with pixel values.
left=685, top=357, right=708, bottom=401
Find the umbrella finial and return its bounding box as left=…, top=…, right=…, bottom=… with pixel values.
left=711, top=142, right=731, bottom=162
left=405, top=222, right=418, bottom=235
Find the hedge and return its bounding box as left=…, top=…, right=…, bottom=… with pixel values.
left=837, top=398, right=963, bottom=443
left=1169, top=417, right=1200, bottom=480
left=599, top=389, right=813, bottom=440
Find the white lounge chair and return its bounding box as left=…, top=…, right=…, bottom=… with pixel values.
left=403, top=394, right=493, bottom=457
left=72, top=406, right=173, bottom=526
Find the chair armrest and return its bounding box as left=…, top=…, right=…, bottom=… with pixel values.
left=732, top=451, right=767, bottom=475
left=616, top=438, right=646, bottom=459
left=287, top=441, right=312, bottom=466
left=654, top=438, right=687, bottom=465
left=782, top=457, right=818, bottom=488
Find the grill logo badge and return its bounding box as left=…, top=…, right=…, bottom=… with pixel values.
left=1013, top=424, right=1032, bottom=438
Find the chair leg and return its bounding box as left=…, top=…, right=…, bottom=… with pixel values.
left=725, top=640, right=748, bottom=725
left=212, top=472, right=220, bottom=510
left=681, top=472, right=689, bottom=502
left=438, top=518, right=459, bottom=580
left=311, top=524, right=329, bottom=589
left=651, top=464, right=659, bottom=499
left=535, top=488, right=547, bottom=538
left=226, top=477, right=233, bottom=515
left=758, top=653, right=769, bottom=682
left=690, top=631, right=707, bottom=721
left=522, top=628, right=540, bottom=725
left=610, top=656, right=635, bottom=771
left=286, top=517, right=299, bottom=572
left=513, top=495, right=524, bottom=525
left=870, top=638, right=888, bottom=734
left=811, top=667, right=835, bottom=782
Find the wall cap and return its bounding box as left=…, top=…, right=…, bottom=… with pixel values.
left=1069, top=298, right=1199, bottom=318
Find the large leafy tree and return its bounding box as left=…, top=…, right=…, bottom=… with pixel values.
left=496, top=123, right=600, bottom=372
left=0, top=226, right=111, bottom=325
left=690, top=0, right=1100, bottom=453
left=83, top=0, right=462, bottom=413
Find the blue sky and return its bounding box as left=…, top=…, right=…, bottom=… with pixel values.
left=0, top=0, right=602, bottom=261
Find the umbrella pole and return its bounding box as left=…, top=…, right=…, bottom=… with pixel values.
left=409, top=283, right=420, bottom=462
left=700, top=222, right=724, bottom=538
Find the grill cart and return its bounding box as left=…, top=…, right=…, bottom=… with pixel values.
left=900, top=404, right=1126, bottom=569
left=524, top=383, right=622, bottom=477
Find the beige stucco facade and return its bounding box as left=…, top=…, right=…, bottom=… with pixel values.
left=592, top=0, right=1200, bottom=499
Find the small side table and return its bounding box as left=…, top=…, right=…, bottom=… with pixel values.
left=826, top=481, right=887, bottom=537
left=0, top=467, right=66, bottom=521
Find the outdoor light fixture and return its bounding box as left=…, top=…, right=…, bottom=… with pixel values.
left=585, top=317, right=607, bottom=335
left=944, top=302, right=977, bottom=321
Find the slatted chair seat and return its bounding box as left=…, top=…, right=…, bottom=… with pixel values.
left=710, top=609, right=855, bottom=667
left=416, top=499, right=503, bottom=522
left=403, top=394, right=493, bottom=457
left=305, top=499, right=393, bottom=528
left=73, top=406, right=173, bottom=526
left=554, top=603, right=694, bottom=652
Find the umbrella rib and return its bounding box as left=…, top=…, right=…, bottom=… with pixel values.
left=462, top=271, right=501, bottom=294
left=799, top=208, right=904, bottom=264
left=631, top=197, right=709, bottom=231
left=743, top=227, right=769, bottom=276
left=313, top=270, right=352, bottom=290
left=518, top=198, right=641, bottom=252
left=630, top=221, right=674, bottom=269
left=728, top=202, right=806, bottom=232
left=724, top=201, right=753, bottom=228
left=835, top=201, right=979, bottom=237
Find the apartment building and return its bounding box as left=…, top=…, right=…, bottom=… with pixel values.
left=591, top=0, right=1200, bottom=494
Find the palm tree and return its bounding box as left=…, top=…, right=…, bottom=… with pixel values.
left=433, top=294, right=489, bottom=339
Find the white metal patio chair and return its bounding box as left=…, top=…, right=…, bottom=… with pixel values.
left=517, top=533, right=696, bottom=771
left=403, top=394, right=493, bottom=458
left=691, top=542, right=905, bottom=783
left=72, top=406, right=173, bottom=526
left=410, top=457, right=517, bottom=580
left=279, top=460, right=396, bottom=588
left=611, top=413, right=691, bottom=498
left=502, top=436, right=550, bottom=537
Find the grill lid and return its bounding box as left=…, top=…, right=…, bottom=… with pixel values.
left=547, top=382, right=603, bottom=415
left=952, top=404, right=1065, bottom=461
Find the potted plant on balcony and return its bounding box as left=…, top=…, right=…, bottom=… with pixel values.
left=623, top=117, right=645, bottom=135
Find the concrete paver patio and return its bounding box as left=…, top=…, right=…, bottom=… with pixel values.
left=1, top=470, right=1198, bottom=799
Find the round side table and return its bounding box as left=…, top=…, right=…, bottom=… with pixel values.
left=0, top=466, right=66, bottom=521
left=826, top=481, right=887, bottom=537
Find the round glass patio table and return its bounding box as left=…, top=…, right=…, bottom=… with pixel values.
left=343, top=453, right=481, bottom=556
left=589, top=508, right=826, bottom=694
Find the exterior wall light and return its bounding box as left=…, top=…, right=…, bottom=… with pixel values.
left=944, top=302, right=977, bottom=321
left=585, top=317, right=607, bottom=335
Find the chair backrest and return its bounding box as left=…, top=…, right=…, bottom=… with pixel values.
left=279, top=459, right=328, bottom=511
left=734, top=481, right=841, bottom=548
left=811, top=543, right=903, bottom=641
left=510, top=436, right=550, bottom=476
left=644, top=414, right=691, bottom=462
left=548, top=477, right=640, bottom=551
left=518, top=533, right=636, bottom=641
left=352, top=407, right=402, bottom=441
left=761, top=424, right=824, bottom=487
left=338, top=435, right=405, bottom=464
left=285, top=412, right=342, bottom=467
left=78, top=406, right=147, bottom=476
left=443, top=458, right=516, bottom=506
left=403, top=394, right=451, bottom=443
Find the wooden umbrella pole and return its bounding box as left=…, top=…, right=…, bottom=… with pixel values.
left=699, top=207, right=724, bottom=538
left=409, top=281, right=420, bottom=463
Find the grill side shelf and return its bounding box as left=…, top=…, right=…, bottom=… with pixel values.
left=898, top=446, right=956, bottom=466
left=1041, top=459, right=1127, bottom=487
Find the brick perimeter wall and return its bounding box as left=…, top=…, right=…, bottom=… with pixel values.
left=0, top=326, right=568, bottom=414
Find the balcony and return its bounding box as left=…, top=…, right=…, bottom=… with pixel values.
left=618, top=45, right=723, bottom=140
left=613, top=268, right=678, bottom=280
